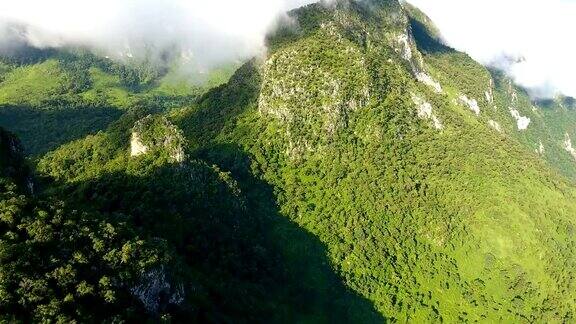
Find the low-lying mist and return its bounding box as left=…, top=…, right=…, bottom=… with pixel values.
left=0, top=0, right=319, bottom=71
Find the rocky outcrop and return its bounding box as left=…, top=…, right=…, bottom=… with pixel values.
left=412, top=94, right=443, bottom=129
left=0, top=128, right=24, bottom=172
left=536, top=140, right=545, bottom=155
left=416, top=72, right=442, bottom=93
left=564, top=133, right=576, bottom=160
left=488, top=120, right=502, bottom=133
left=130, top=266, right=185, bottom=314
left=393, top=29, right=442, bottom=93
left=130, top=116, right=187, bottom=163
left=0, top=127, right=33, bottom=192
left=259, top=21, right=372, bottom=160
left=509, top=107, right=531, bottom=130
left=130, top=132, right=149, bottom=157
left=396, top=33, right=413, bottom=61
left=485, top=79, right=494, bottom=104
left=459, top=95, right=480, bottom=115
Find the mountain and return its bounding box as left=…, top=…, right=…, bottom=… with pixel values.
left=1, top=0, right=576, bottom=322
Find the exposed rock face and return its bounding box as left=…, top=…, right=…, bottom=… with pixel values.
left=459, top=95, right=480, bottom=115
left=130, top=266, right=185, bottom=314
left=393, top=27, right=442, bottom=94
left=260, top=0, right=451, bottom=161
left=509, top=107, right=531, bottom=130
left=411, top=94, right=443, bottom=129
left=130, top=116, right=187, bottom=163
left=488, top=120, right=502, bottom=132
left=536, top=140, right=545, bottom=155
left=0, top=127, right=32, bottom=191
left=485, top=79, right=494, bottom=103
left=507, top=80, right=519, bottom=103
left=564, top=133, right=576, bottom=160
left=130, top=132, right=149, bottom=157
left=396, top=33, right=413, bottom=61
left=259, top=21, right=372, bottom=160
left=416, top=72, right=442, bottom=93
left=0, top=128, right=24, bottom=169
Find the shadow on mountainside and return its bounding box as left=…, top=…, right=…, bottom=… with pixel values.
left=53, top=146, right=385, bottom=322
left=175, top=59, right=262, bottom=150
left=196, top=143, right=387, bottom=323
left=151, top=58, right=384, bottom=321
left=409, top=18, right=454, bottom=55
left=0, top=104, right=123, bottom=156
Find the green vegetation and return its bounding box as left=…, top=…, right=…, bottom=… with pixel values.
left=175, top=1, right=576, bottom=321
left=2, top=124, right=382, bottom=322
left=0, top=178, right=173, bottom=322
left=0, top=128, right=29, bottom=186
left=1, top=0, right=576, bottom=322
left=406, top=2, right=576, bottom=181
left=0, top=48, right=239, bottom=156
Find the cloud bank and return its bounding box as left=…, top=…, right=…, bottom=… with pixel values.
left=408, top=0, right=576, bottom=98
left=0, top=0, right=317, bottom=69
left=1, top=0, right=574, bottom=98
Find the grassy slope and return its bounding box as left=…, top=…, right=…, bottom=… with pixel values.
left=0, top=59, right=70, bottom=106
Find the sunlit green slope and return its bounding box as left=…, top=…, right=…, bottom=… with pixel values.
left=406, top=1, right=576, bottom=181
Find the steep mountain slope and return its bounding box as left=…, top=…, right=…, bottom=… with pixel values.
left=169, top=0, right=576, bottom=321
left=0, top=0, right=576, bottom=322
left=406, top=1, right=576, bottom=181
left=6, top=111, right=381, bottom=322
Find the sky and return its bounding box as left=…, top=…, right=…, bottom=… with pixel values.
left=408, top=0, right=576, bottom=98
left=0, top=0, right=574, bottom=97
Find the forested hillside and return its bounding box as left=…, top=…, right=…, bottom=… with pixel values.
left=1, top=0, right=576, bottom=322
left=2, top=119, right=382, bottom=322
left=0, top=45, right=238, bottom=156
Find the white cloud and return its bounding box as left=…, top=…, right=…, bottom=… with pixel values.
left=408, top=0, right=576, bottom=97
left=3, top=0, right=572, bottom=98
left=0, top=0, right=318, bottom=68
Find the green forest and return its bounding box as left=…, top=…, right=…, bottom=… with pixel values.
left=1, top=0, right=576, bottom=322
